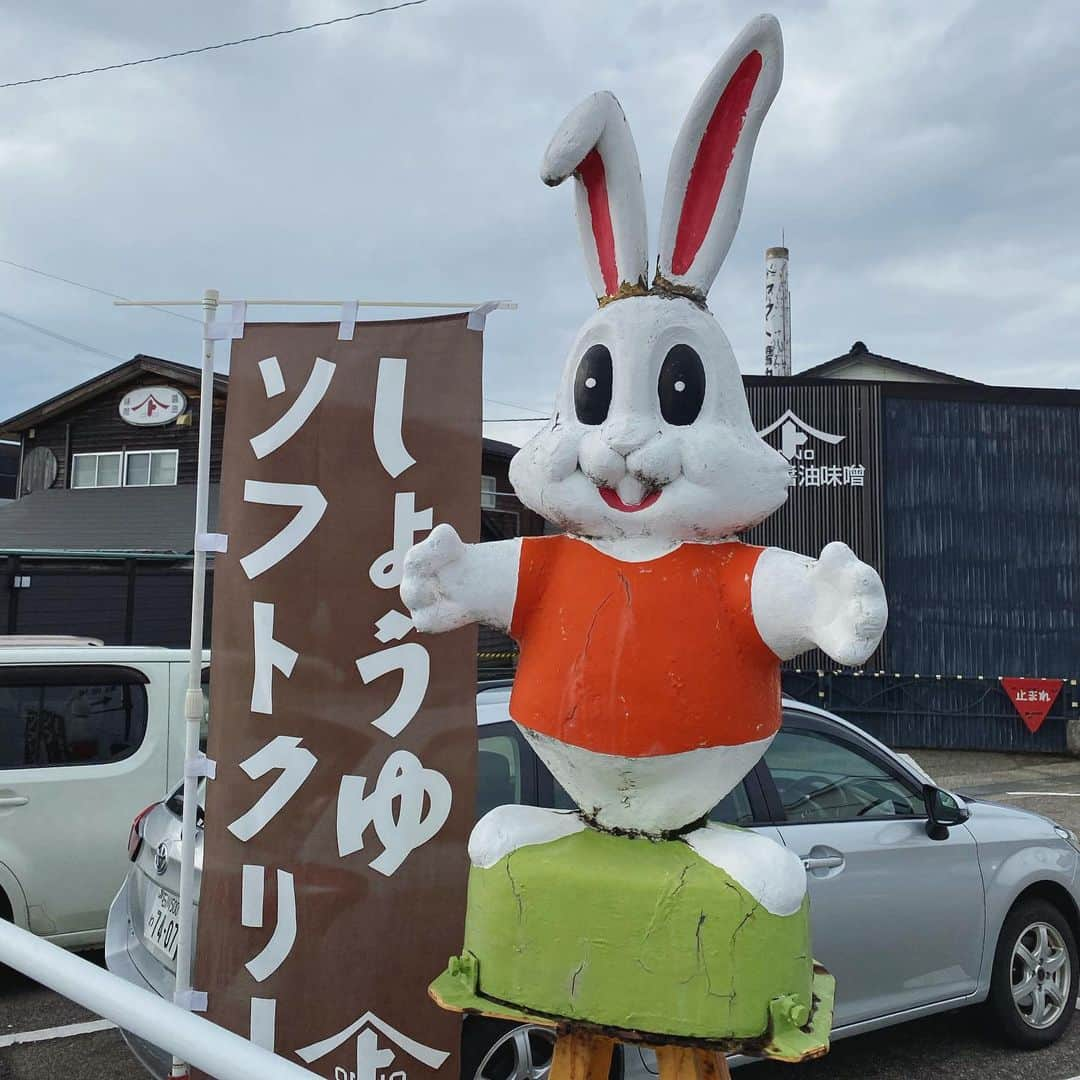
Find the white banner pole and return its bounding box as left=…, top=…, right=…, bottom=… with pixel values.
left=172, top=287, right=220, bottom=1077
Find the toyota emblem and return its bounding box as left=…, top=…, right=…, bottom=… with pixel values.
left=154, top=841, right=169, bottom=876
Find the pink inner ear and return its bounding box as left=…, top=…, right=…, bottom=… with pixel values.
left=577, top=148, right=618, bottom=297
left=671, top=50, right=763, bottom=277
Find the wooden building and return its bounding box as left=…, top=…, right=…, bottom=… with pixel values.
left=0, top=356, right=544, bottom=662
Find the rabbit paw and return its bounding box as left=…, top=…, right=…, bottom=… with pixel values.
left=400, top=523, right=473, bottom=633
left=809, top=541, right=888, bottom=666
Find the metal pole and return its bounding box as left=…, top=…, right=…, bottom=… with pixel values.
left=173, top=287, right=219, bottom=1078
left=0, top=920, right=317, bottom=1080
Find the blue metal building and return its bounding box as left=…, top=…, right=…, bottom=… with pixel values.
left=745, top=343, right=1079, bottom=752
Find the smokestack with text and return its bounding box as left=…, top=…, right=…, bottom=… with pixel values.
left=764, top=246, right=791, bottom=376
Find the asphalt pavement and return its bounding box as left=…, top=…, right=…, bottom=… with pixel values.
left=0, top=950, right=146, bottom=1080
left=6, top=749, right=1080, bottom=1080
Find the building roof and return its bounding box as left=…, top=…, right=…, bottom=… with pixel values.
left=0, top=355, right=517, bottom=462
left=480, top=436, right=520, bottom=459
left=796, top=342, right=981, bottom=385
left=0, top=355, right=229, bottom=437
left=0, top=485, right=220, bottom=557
left=0, top=355, right=525, bottom=554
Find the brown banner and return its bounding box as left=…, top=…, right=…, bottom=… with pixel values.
left=195, top=315, right=481, bottom=1079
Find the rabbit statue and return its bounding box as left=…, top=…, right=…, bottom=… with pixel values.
left=403, top=14, right=886, bottom=924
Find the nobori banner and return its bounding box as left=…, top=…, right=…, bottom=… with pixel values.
left=195, top=315, right=482, bottom=1080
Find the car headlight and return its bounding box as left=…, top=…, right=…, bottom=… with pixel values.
left=1053, top=825, right=1080, bottom=855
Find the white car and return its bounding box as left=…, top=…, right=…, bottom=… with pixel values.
left=0, top=641, right=206, bottom=949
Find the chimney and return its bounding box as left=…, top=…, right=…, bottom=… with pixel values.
left=764, top=246, right=791, bottom=376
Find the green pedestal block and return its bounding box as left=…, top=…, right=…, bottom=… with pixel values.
left=431, top=827, right=832, bottom=1057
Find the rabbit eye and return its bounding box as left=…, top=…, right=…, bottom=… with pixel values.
left=658, top=344, right=705, bottom=425
left=574, top=344, right=612, bottom=425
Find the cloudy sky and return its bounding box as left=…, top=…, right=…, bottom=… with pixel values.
left=0, top=0, right=1076, bottom=444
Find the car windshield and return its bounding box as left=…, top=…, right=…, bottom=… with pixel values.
left=165, top=778, right=207, bottom=827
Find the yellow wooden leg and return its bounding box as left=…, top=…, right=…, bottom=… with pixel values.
left=548, top=1031, right=616, bottom=1080
left=654, top=1046, right=732, bottom=1080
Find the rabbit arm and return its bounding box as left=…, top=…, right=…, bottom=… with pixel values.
left=401, top=524, right=520, bottom=634
left=751, top=544, right=887, bottom=666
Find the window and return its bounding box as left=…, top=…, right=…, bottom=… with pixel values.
left=481, top=475, right=497, bottom=509
left=549, top=777, right=575, bottom=812
left=477, top=731, right=524, bottom=818
left=765, top=728, right=926, bottom=824
left=124, top=449, right=178, bottom=487
left=708, top=782, right=755, bottom=826
left=200, top=667, right=210, bottom=753
left=543, top=774, right=755, bottom=826
left=0, top=667, right=148, bottom=768
left=166, top=778, right=207, bottom=827
left=70, top=449, right=178, bottom=489
left=71, top=452, right=122, bottom=489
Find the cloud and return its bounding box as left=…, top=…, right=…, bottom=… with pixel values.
left=0, top=0, right=1076, bottom=442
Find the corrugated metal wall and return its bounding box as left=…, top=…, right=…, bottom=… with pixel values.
left=3, top=559, right=210, bottom=646
left=14, top=570, right=129, bottom=642
left=748, top=382, right=1080, bottom=752
left=744, top=379, right=885, bottom=670
left=883, top=397, right=1080, bottom=678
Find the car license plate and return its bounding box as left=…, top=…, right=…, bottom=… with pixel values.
left=143, top=885, right=181, bottom=964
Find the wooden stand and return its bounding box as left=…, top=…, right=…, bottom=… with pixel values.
left=549, top=1030, right=731, bottom=1080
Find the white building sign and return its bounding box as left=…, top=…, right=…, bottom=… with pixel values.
left=757, top=409, right=866, bottom=489
left=119, top=386, right=187, bottom=426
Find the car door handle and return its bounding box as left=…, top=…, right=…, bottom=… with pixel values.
left=0, top=796, right=29, bottom=808
left=802, top=855, right=843, bottom=871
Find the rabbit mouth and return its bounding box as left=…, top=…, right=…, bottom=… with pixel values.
left=598, top=485, right=662, bottom=513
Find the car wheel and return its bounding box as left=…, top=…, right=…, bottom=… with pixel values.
left=989, top=898, right=1077, bottom=1049
left=460, top=1018, right=622, bottom=1080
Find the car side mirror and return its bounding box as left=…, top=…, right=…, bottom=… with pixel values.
left=923, top=784, right=970, bottom=841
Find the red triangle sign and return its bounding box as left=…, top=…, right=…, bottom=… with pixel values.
left=1001, top=678, right=1064, bottom=734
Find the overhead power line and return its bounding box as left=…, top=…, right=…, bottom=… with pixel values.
left=0, top=308, right=123, bottom=362
left=0, top=256, right=542, bottom=404
left=0, top=0, right=431, bottom=89
left=0, top=257, right=200, bottom=323
left=483, top=394, right=549, bottom=418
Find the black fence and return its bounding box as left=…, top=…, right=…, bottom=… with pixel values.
left=782, top=670, right=1077, bottom=753
left=478, top=652, right=1078, bottom=755
left=8, top=559, right=1076, bottom=756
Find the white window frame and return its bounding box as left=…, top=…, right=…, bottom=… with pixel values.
left=481, top=474, right=497, bottom=510
left=70, top=452, right=123, bottom=489
left=123, top=449, right=179, bottom=488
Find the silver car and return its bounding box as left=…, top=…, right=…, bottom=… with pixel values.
left=107, top=686, right=1080, bottom=1078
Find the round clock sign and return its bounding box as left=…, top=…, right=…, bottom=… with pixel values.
left=119, top=386, right=187, bottom=426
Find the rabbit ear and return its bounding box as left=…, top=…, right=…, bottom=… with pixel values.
left=542, top=91, right=649, bottom=304
left=655, top=15, right=783, bottom=299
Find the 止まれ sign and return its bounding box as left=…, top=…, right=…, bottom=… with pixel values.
left=1001, top=677, right=1064, bottom=734
left=194, top=314, right=482, bottom=1080
left=118, top=385, right=187, bottom=425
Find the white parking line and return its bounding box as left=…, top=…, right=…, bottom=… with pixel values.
left=0, top=1018, right=116, bottom=1048
left=1006, top=792, right=1080, bottom=797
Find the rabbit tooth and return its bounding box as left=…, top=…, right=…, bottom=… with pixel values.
left=616, top=474, right=648, bottom=506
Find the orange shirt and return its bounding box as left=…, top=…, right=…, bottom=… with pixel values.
left=509, top=536, right=780, bottom=758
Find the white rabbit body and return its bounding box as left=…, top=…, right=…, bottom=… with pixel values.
left=401, top=14, right=886, bottom=908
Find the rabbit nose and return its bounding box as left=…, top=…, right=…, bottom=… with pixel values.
left=602, top=418, right=654, bottom=457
